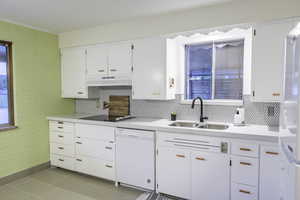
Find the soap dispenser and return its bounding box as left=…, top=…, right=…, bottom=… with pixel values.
left=234, top=107, right=245, bottom=126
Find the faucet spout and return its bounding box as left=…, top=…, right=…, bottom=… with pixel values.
left=191, top=97, right=208, bottom=123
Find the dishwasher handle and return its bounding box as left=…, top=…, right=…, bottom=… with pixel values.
left=117, top=128, right=154, bottom=139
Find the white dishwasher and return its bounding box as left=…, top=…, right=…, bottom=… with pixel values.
left=116, top=128, right=155, bottom=190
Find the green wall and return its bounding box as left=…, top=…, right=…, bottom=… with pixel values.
left=0, top=21, right=74, bottom=178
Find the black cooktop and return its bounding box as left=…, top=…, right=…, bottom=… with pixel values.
left=80, top=115, right=134, bottom=122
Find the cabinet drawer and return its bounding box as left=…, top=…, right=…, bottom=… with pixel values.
left=75, top=123, right=115, bottom=141
left=157, top=132, right=229, bottom=153
left=50, top=131, right=74, bottom=144
left=231, top=183, right=258, bottom=200
left=231, top=156, right=259, bottom=186
left=50, top=143, right=75, bottom=157
left=49, top=121, right=74, bottom=133
left=74, top=156, right=115, bottom=181
left=75, top=138, right=114, bottom=161
left=50, top=154, right=74, bottom=171
left=232, top=142, right=259, bottom=158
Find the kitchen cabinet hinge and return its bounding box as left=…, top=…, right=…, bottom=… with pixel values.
left=230, top=160, right=232, bottom=166
left=253, top=29, right=256, bottom=36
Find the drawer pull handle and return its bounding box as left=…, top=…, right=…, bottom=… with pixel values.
left=57, top=121, right=64, bottom=124
left=77, top=92, right=84, bottom=94
left=105, top=146, right=112, bottom=150
left=76, top=159, right=82, bottom=162
left=98, top=69, right=105, bottom=72
left=239, top=189, right=251, bottom=194
left=58, top=147, right=64, bottom=150
left=266, top=151, right=279, bottom=155
left=176, top=154, right=185, bottom=158
left=195, top=157, right=206, bottom=161
left=57, top=127, right=63, bottom=129
left=272, top=93, right=280, bottom=96
left=76, top=142, right=82, bottom=144
left=105, top=164, right=113, bottom=168
left=240, top=162, right=252, bottom=166
left=240, top=148, right=251, bottom=151
left=58, top=159, right=64, bottom=162
left=110, top=69, right=117, bottom=72
left=58, top=135, right=64, bottom=138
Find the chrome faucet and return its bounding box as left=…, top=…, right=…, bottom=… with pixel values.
left=191, top=97, right=208, bottom=123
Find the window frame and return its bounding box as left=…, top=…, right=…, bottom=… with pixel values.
left=178, top=33, right=250, bottom=106
left=0, top=40, right=15, bottom=129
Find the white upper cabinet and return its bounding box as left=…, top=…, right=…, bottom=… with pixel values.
left=61, top=47, right=98, bottom=98
left=86, top=42, right=132, bottom=86
left=252, top=21, right=295, bottom=102
left=108, top=42, right=133, bottom=81
left=132, top=37, right=176, bottom=100
left=86, top=44, right=109, bottom=82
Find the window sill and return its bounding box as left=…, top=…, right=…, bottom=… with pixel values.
left=0, top=125, right=18, bottom=132
left=180, top=99, right=243, bottom=106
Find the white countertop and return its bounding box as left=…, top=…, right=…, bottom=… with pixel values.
left=47, top=114, right=284, bottom=142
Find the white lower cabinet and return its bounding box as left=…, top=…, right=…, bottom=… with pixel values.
left=259, top=145, right=281, bottom=200
left=191, top=151, right=230, bottom=200
left=74, top=156, right=114, bottom=180
left=50, top=154, right=75, bottom=171
left=157, top=147, right=191, bottom=199
left=231, top=183, right=258, bottom=200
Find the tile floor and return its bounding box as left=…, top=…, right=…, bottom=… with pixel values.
left=0, top=167, right=143, bottom=200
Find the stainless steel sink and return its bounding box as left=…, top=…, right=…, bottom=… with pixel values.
left=169, top=121, right=229, bottom=130
left=169, top=121, right=199, bottom=128
left=198, top=123, right=229, bottom=130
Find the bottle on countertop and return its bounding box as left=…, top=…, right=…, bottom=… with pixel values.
left=234, top=107, right=245, bottom=126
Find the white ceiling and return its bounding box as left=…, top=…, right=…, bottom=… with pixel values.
left=0, top=0, right=233, bottom=34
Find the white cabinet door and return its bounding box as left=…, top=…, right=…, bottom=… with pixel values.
left=108, top=42, right=132, bottom=81
left=61, top=47, right=87, bottom=98
left=132, top=37, right=175, bottom=100
left=191, top=151, right=230, bottom=200
left=252, top=21, right=295, bottom=102
left=157, top=147, right=190, bottom=199
left=86, top=44, right=108, bottom=82
left=260, top=145, right=280, bottom=200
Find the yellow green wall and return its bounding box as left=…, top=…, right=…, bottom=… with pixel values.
left=0, top=20, right=74, bottom=178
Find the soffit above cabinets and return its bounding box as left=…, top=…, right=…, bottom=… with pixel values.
left=0, top=0, right=233, bottom=33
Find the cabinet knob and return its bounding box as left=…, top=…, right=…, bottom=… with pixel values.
left=240, top=162, right=252, bottom=166
left=195, top=157, right=206, bottom=161
left=240, top=148, right=251, bottom=152
left=239, top=189, right=251, bottom=194
left=266, top=151, right=279, bottom=155
left=272, top=93, right=280, bottom=96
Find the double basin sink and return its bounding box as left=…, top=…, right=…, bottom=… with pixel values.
left=169, top=121, right=229, bottom=130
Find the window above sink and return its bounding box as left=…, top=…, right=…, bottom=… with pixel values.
left=170, top=27, right=253, bottom=106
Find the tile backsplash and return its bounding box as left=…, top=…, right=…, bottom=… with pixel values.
left=76, top=88, right=280, bottom=126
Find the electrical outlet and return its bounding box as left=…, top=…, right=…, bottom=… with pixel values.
left=267, top=106, right=275, bottom=117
